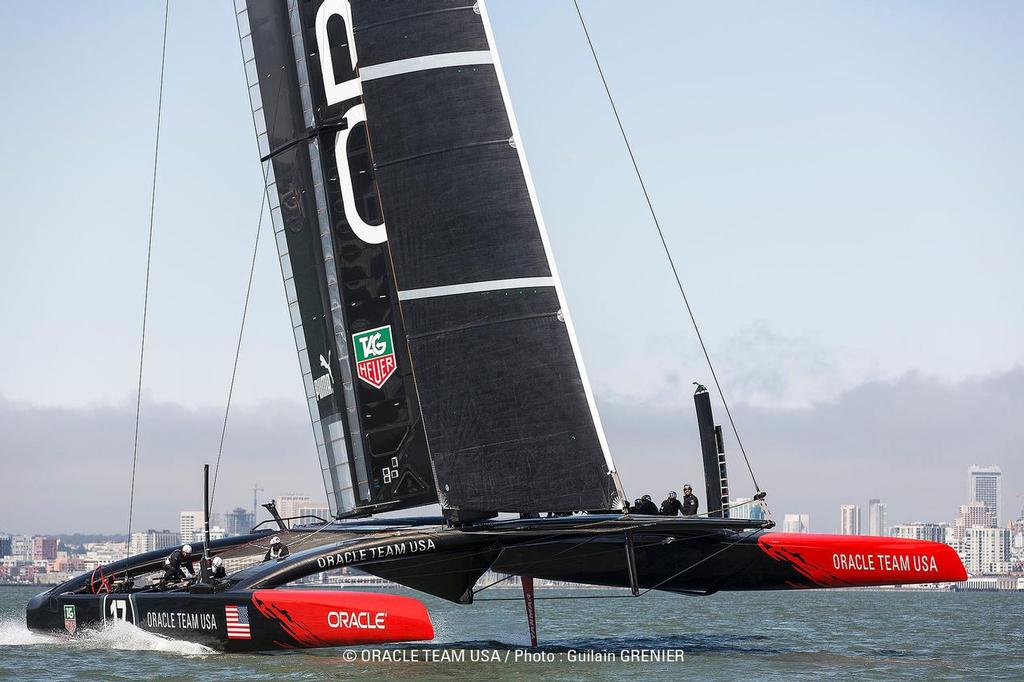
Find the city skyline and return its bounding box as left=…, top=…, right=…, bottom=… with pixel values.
left=3, top=456, right=1019, bottom=536
left=6, top=460, right=1023, bottom=586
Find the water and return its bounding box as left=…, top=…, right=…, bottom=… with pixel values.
left=1, top=585, right=1019, bottom=680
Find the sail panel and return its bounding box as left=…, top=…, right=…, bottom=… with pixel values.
left=401, top=289, right=614, bottom=512
left=373, top=141, right=552, bottom=290
left=350, top=0, right=624, bottom=513
left=353, top=2, right=488, bottom=66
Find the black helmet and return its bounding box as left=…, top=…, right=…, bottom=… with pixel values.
left=642, top=495, right=652, bottom=502
left=683, top=485, right=693, bottom=493
left=668, top=491, right=677, bottom=499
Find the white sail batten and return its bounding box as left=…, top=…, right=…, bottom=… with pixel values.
left=398, top=278, right=555, bottom=301
left=359, top=51, right=493, bottom=81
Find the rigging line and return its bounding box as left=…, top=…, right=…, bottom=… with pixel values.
left=636, top=527, right=763, bottom=597
left=477, top=594, right=635, bottom=602
left=487, top=537, right=752, bottom=602
left=213, top=13, right=290, bottom=506
left=572, top=0, right=761, bottom=494
left=363, top=531, right=729, bottom=584
left=472, top=572, right=517, bottom=594
left=125, top=0, right=170, bottom=559
left=210, top=184, right=266, bottom=505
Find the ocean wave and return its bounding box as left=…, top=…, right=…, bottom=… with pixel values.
left=0, top=620, right=61, bottom=646
left=0, top=619, right=215, bottom=657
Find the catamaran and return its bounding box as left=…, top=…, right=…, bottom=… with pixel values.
left=27, top=0, right=966, bottom=651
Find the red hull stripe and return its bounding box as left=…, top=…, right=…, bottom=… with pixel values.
left=757, top=533, right=968, bottom=587
left=251, top=590, right=433, bottom=647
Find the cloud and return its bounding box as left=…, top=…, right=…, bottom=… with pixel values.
left=601, top=366, right=1024, bottom=531
left=1, top=366, right=1020, bottom=535
left=591, top=318, right=874, bottom=410
left=0, top=396, right=322, bottom=535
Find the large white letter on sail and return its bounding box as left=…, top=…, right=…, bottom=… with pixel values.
left=315, top=0, right=360, bottom=105
left=335, top=104, right=387, bottom=244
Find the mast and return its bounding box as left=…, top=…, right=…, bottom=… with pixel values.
left=236, top=0, right=436, bottom=517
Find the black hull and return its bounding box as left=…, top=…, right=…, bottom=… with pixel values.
left=26, top=588, right=433, bottom=652
left=27, top=515, right=965, bottom=651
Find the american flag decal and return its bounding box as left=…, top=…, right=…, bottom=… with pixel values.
left=225, top=604, right=251, bottom=640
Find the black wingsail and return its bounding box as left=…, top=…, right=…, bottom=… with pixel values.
left=236, top=0, right=436, bottom=517
left=346, top=0, right=625, bottom=514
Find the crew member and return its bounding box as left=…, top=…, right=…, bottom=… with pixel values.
left=637, top=495, right=659, bottom=515
left=660, top=491, right=684, bottom=516
left=158, top=544, right=195, bottom=588
left=681, top=485, right=699, bottom=516
left=264, top=536, right=289, bottom=561
left=208, top=555, right=227, bottom=581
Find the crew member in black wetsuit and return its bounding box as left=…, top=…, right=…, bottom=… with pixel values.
left=264, top=536, right=290, bottom=561
left=660, top=491, right=684, bottom=516
left=681, top=485, right=699, bottom=516
left=636, top=495, right=659, bottom=515
left=158, top=544, right=194, bottom=588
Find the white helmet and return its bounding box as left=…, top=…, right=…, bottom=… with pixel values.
left=181, top=544, right=193, bottom=555
left=271, top=536, right=281, bottom=546
left=212, top=556, right=223, bottom=567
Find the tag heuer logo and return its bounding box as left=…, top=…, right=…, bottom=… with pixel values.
left=352, top=325, right=397, bottom=389
left=64, top=604, right=76, bottom=634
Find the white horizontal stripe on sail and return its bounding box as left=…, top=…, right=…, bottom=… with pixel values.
left=398, top=277, right=555, bottom=301
left=359, top=51, right=493, bottom=81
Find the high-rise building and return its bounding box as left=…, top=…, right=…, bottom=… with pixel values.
left=782, top=514, right=810, bottom=534
left=968, top=465, right=1001, bottom=525
left=128, top=532, right=150, bottom=556
left=839, top=505, right=861, bottom=535
left=33, top=536, right=59, bottom=561
left=959, top=527, right=1011, bottom=575
left=1011, top=518, right=1024, bottom=559
left=11, top=535, right=33, bottom=561
left=867, top=499, right=887, bottom=536
left=225, top=507, right=254, bottom=537
left=298, top=504, right=331, bottom=525
left=890, top=523, right=945, bottom=543
left=0, top=534, right=11, bottom=558
left=954, top=502, right=995, bottom=541
left=129, top=530, right=181, bottom=556
left=179, top=511, right=205, bottom=545
left=728, top=497, right=766, bottom=521
left=276, top=495, right=320, bottom=528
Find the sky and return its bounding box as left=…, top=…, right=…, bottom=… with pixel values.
left=0, top=1, right=1021, bottom=534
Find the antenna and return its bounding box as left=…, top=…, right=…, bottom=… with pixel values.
left=251, top=483, right=264, bottom=521
left=199, top=464, right=212, bottom=586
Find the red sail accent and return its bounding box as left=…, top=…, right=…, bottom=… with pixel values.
left=757, top=533, right=968, bottom=587
left=251, top=590, right=433, bottom=648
